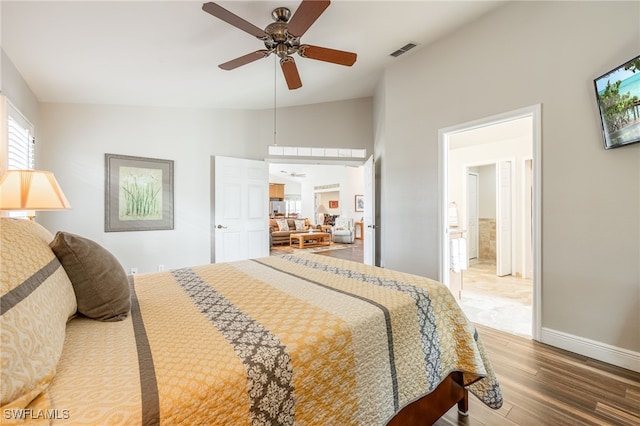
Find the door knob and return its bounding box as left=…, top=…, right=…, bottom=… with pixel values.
left=216, top=224, right=227, bottom=229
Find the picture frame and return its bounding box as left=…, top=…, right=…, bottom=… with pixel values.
left=105, top=154, right=174, bottom=232
left=329, top=200, right=339, bottom=209
left=355, top=194, right=364, bottom=212
left=593, top=54, right=640, bottom=149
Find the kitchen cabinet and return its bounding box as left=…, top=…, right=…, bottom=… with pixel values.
left=269, top=183, right=284, bottom=200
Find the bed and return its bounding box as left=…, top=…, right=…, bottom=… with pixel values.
left=1, top=217, right=502, bottom=425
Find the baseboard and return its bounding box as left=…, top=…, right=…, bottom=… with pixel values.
left=540, top=327, right=640, bottom=373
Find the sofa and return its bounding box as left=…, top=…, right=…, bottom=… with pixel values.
left=269, top=218, right=319, bottom=246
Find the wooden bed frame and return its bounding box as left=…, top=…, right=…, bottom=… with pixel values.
left=388, top=372, right=468, bottom=425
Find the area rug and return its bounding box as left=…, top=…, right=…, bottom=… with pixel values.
left=270, top=243, right=354, bottom=255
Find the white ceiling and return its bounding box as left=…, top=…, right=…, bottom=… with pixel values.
left=1, top=0, right=505, bottom=110
left=449, top=116, right=533, bottom=150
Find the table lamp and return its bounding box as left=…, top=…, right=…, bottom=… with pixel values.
left=316, top=204, right=328, bottom=226
left=0, top=170, right=71, bottom=220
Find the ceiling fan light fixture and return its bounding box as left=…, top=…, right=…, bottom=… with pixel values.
left=276, top=44, right=289, bottom=58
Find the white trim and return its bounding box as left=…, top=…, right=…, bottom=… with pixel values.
left=268, top=145, right=366, bottom=159
left=541, top=327, right=640, bottom=373
left=520, top=157, right=534, bottom=279
left=531, top=105, right=542, bottom=340
left=438, top=104, right=541, bottom=340
left=0, top=96, right=7, bottom=177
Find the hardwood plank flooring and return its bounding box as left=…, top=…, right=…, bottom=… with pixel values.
left=273, top=243, right=640, bottom=425
left=312, top=241, right=364, bottom=263
left=270, top=240, right=364, bottom=263
left=436, top=325, right=640, bottom=426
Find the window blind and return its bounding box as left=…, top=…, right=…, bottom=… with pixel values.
left=7, top=115, right=35, bottom=170
left=4, top=105, right=35, bottom=218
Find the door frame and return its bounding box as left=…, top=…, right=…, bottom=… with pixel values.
left=265, top=157, right=376, bottom=264
left=438, top=104, right=541, bottom=340
left=363, top=155, right=375, bottom=265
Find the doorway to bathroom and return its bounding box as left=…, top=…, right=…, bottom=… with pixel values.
left=440, top=105, right=541, bottom=339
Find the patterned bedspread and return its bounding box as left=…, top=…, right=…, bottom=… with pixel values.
left=29, top=253, right=502, bottom=425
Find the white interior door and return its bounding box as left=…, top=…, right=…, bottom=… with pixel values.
left=467, top=172, right=479, bottom=260
left=496, top=160, right=512, bottom=276
left=212, top=156, right=269, bottom=263
left=363, top=156, right=375, bottom=265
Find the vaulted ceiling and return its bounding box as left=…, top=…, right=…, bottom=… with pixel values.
left=2, top=1, right=504, bottom=110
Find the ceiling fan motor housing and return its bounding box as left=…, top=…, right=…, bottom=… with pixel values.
left=265, top=8, right=300, bottom=58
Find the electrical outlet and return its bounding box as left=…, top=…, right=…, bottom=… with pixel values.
left=130, top=267, right=138, bottom=275
left=158, top=264, right=164, bottom=272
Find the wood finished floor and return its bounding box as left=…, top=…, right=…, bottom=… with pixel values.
left=270, top=240, right=365, bottom=263
left=437, top=325, right=640, bottom=426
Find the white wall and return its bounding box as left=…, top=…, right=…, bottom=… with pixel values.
left=475, top=165, right=496, bottom=220
left=0, top=50, right=39, bottom=131
left=0, top=50, right=40, bottom=180
left=35, top=98, right=372, bottom=273
left=303, top=166, right=364, bottom=222
left=257, top=97, right=373, bottom=151
left=377, top=1, right=640, bottom=359
left=342, top=165, right=366, bottom=221
left=38, top=104, right=264, bottom=273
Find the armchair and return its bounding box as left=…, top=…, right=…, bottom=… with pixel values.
left=332, top=217, right=355, bottom=244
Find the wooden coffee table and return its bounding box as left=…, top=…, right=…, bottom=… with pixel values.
left=290, top=232, right=331, bottom=249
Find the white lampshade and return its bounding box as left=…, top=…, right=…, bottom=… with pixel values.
left=0, top=170, right=71, bottom=211
left=316, top=204, right=328, bottom=214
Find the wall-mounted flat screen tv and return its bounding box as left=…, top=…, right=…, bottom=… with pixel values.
left=594, top=54, right=640, bottom=149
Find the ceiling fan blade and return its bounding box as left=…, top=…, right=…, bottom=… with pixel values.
left=280, top=57, right=302, bottom=90
left=298, top=45, right=357, bottom=66
left=202, top=2, right=267, bottom=39
left=219, top=50, right=271, bottom=70
left=286, top=0, right=330, bottom=38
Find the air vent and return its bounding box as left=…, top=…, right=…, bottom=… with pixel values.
left=390, top=42, right=417, bottom=58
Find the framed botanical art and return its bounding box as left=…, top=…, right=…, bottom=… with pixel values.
left=105, top=154, right=174, bottom=232
left=355, top=194, right=364, bottom=212
left=329, top=200, right=339, bottom=208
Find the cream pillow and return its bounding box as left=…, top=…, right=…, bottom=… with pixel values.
left=294, top=219, right=306, bottom=230
left=275, top=219, right=289, bottom=231
left=0, top=218, right=77, bottom=410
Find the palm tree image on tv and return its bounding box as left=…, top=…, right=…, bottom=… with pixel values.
left=118, top=167, right=163, bottom=220
left=596, top=57, right=640, bottom=148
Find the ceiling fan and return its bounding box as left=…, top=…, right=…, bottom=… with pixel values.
left=202, top=0, right=357, bottom=90
left=281, top=170, right=307, bottom=178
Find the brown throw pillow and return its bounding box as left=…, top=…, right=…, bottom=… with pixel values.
left=50, top=232, right=131, bottom=321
